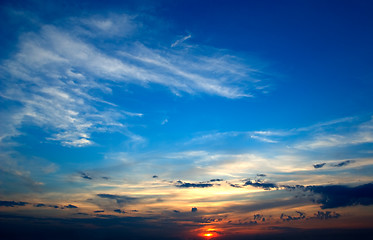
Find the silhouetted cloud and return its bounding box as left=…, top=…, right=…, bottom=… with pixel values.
left=227, top=182, right=242, bottom=188
left=102, top=177, right=109, bottom=180
left=175, top=181, right=213, bottom=188
left=309, top=211, right=340, bottom=220
left=332, top=160, right=355, bottom=167
left=305, top=183, right=373, bottom=209
left=313, top=163, right=326, bottom=169
left=191, top=207, right=198, bottom=212
left=74, top=213, right=89, bottom=216
left=80, top=172, right=93, bottom=180
left=244, top=180, right=278, bottom=190
left=280, top=211, right=305, bottom=221
left=173, top=210, right=180, bottom=213
left=257, top=174, right=266, bottom=177
left=113, top=209, right=126, bottom=214
left=94, top=210, right=105, bottom=213
left=0, top=201, right=28, bottom=207
left=34, top=203, right=46, bottom=207
left=253, top=214, right=265, bottom=222
left=97, top=194, right=138, bottom=206
left=209, top=179, right=223, bottom=182
left=64, top=204, right=78, bottom=209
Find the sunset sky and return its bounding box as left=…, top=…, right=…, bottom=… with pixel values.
left=1, top=0, right=373, bottom=239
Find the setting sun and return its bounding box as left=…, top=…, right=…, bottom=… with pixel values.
left=204, top=233, right=214, bottom=238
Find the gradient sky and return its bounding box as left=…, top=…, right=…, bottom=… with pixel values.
left=1, top=0, right=373, bottom=239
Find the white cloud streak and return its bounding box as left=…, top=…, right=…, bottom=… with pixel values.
left=0, top=13, right=265, bottom=147
left=171, top=34, right=191, bottom=47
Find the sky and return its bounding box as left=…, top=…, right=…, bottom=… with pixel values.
left=0, top=0, right=373, bottom=239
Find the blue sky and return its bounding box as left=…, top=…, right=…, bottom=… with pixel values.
left=1, top=0, right=373, bottom=239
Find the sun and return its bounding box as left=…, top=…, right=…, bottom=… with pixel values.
left=204, top=233, right=213, bottom=237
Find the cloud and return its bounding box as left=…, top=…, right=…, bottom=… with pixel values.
left=34, top=203, right=46, bottom=207
left=243, top=179, right=278, bottom=190
left=94, top=210, right=105, bottom=213
left=97, top=194, right=139, bottom=206
left=305, top=183, right=373, bottom=209
left=294, top=116, right=373, bottom=150
left=64, top=204, right=78, bottom=209
left=0, top=12, right=268, bottom=148
left=191, top=207, right=198, bottom=212
left=332, top=160, right=355, bottom=167
left=80, top=172, right=92, bottom=180
left=113, top=209, right=126, bottom=214
left=171, top=34, right=191, bottom=47
left=309, top=211, right=340, bottom=220
left=0, top=200, right=28, bottom=207
left=209, top=178, right=223, bottom=182
left=175, top=180, right=213, bottom=188
left=280, top=211, right=305, bottom=221
left=313, top=163, right=326, bottom=169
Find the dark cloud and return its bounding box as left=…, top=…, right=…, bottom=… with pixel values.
left=113, top=209, right=126, bottom=214
left=228, top=182, right=242, bottom=188
left=0, top=200, right=28, bottom=207
left=175, top=181, right=213, bottom=188
left=80, top=172, right=92, bottom=180
left=332, top=160, right=355, bottom=167
left=33, top=204, right=60, bottom=209
left=64, top=204, right=78, bottom=209
left=152, top=175, right=158, bottom=178
left=34, top=203, right=46, bottom=207
left=97, top=194, right=138, bottom=206
left=280, top=211, right=305, bottom=221
left=253, top=214, right=265, bottom=222
left=257, top=174, right=266, bottom=177
left=173, top=210, right=180, bottom=213
left=244, top=180, right=278, bottom=190
left=313, top=163, right=326, bottom=169
left=102, top=177, right=109, bottom=180
left=74, top=213, right=89, bottom=216
left=305, top=183, right=373, bottom=209
left=200, top=217, right=223, bottom=223
left=191, top=207, right=197, bottom=212
left=209, top=178, right=223, bottom=182
left=309, top=211, right=340, bottom=220
left=94, top=210, right=105, bottom=213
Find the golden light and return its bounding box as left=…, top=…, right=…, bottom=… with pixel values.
left=204, top=233, right=213, bottom=237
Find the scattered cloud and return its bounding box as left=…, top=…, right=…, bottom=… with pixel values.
left=113, top=209, right=126, bottom=214
left=191, top=207, right=198, bottom=212
left=309, top=211, right=340, bottom=220
left=243, top=179, right=278, bottom=190
left=280, top=211, right=305, bottom=221
left=80, top=172, right=92, bottom=180
left=97, top=194, right=139, bottom=206
left=0, top=200, right=28, bottom=207
left=64, top=204, right=78, bottom=209
left=175, top=180, right=213, bottom=188
left=332, top=160, right=355, bottom=168
left=313, top=163, right=326, bottom=169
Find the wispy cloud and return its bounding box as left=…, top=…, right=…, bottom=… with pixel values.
left=171, top=34, right=191, bottom=47
left=0, top=13, right=267, bottom=147
left=294, top=116, right=373, bottom=150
